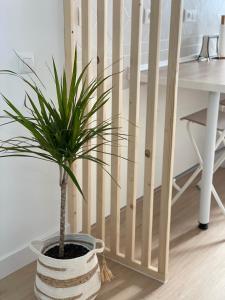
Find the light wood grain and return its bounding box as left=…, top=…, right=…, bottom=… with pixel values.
left=63, top=0, right=77, bottom=233
left=104, top=249, right=164, bottom=282
left=142, top=0, right=162, bottom=268
left=158, top=0, right=183, bottom=279
left=125, top=0, right=143, bottom=261
left=162, top=59, right=225, bottom=93
left=81, top=0, right=92, bottom=234
left=181, top=109, right=225, bottom=131
left=142, top=59, right=225, bottom=93
left=96, top=0, right=107, bottom=241
left=63, top=0, right=75, bottom=84
left=3, top=169, right=225, bottom=299
left=110, top=0, right=124, bottom=255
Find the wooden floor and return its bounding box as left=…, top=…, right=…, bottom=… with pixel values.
left=1, top=168, right=225, bottom=300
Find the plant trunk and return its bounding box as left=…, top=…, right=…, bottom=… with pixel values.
left=59, top=168, right=68, bottom=258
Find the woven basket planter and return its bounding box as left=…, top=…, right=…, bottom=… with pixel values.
left=30, top=233, right=104, bottom=300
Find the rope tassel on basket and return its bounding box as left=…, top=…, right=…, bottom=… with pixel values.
left=100, top=254, right=114, bottom=283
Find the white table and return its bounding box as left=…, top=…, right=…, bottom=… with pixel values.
left=142, top=59, right=225, bottom=229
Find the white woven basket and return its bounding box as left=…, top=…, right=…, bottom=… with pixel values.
left=30, top=234, right=104, bottom=300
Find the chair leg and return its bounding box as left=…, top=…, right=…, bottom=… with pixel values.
left=173, top=178, right=181, bottom=192
left=212, top=185, right=225, bottom=216
left=172, top=165, right=202, bottom=206
left=196, top=130, right=225, bottom=189
left=172, top=121, right=225, bottom=214
left=174, top=120, right=225, bottom=216
left=213, top=151, right=225, bottom=174
left=172, top=122, right=203, bottom=205
left=187, top=121, right=203, bottom=165
left=215, top=129, right=225, bottom=149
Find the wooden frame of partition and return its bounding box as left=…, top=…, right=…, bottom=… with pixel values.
left=63, top=0, right=77, bottom=233
left=64, top=0, right=183, bottom=283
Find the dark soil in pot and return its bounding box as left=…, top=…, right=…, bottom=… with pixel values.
left=44, top=244, right=89, bottom=259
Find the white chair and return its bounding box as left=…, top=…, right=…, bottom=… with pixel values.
left=172, top=99, right=225, bottom=216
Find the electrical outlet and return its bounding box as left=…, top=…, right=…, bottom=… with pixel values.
left=17, top=52, right=35, bottom=74
left=183, top=9, right=198, bottom=23
left=143, top=8, right=151, bottom=25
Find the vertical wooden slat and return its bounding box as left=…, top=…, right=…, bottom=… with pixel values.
left=96, top=0, right=107, bottom=240
left=158, top=0, right=183, bottom=278
left=110, top=0, right=124, bottom=255
left=63, top=0, right=77, bottom=233
left=141, top=0, right=162, bottom=267
left=125, top=0, right=143, bottom=261
left=81, top=0, right=92, bottom=234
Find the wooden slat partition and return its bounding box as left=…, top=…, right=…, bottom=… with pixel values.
left=65, top=0, right=183, bottom=283
left=96, top=0, right=107, bottom=240
left=63, top=0, right=77, bottom=233
left=81, top=0, right=92, bottom=234
left=158, top=0, right=183, bottom=280
left=110, top=0, right=124, bottom=255
left=142, top=0, right=162, bottom=267
left=125, top=0, right=143, bottom=261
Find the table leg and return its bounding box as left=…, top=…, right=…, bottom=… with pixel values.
left=199, top=91, right=220, bottom=230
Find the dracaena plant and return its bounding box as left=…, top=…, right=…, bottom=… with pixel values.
left=0, top=50, right=123, bottom=258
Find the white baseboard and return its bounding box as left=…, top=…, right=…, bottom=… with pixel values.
left=0, top=224, right=70, bottom=280
left=0, top=246, right=36, bottom=280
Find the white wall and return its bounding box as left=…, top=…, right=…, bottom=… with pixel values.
left=0, top=0, right=65, bottom=278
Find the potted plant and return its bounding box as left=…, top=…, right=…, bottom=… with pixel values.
left=0, top=50, right=118, bottom=299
